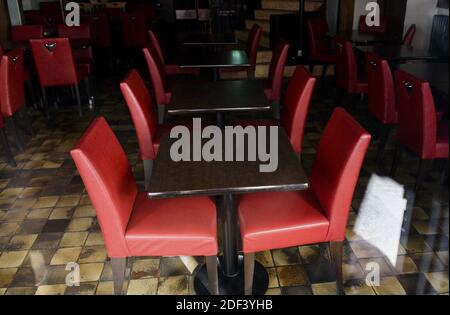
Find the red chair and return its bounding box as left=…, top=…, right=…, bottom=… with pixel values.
left=391, top=70, right=449, bottom=191
left=219, top=24, right=262, bottom=78
left=30, top=38, right=94, bottom=117
left=358, top=15, right=388, bottom=33
left=336, top=40, right=368, bottom=100
left=71, top=117, right=219, bottom=295
left=143, top=46, right=172, bottom=124
left=11, top=25, right=44, bottom=43
left=403, top=24, right=416, bottom=47
left=238, top=108, right=371, bottom=295
left=148, top=30, right=199, bottom=77
left=0, top=114, right=16, bottom=166
left=233, top=66, right=316, bottom=156
left=264, top=40, right=290, bottom=119
left=365, top=52, right=397, bottom=164
left=0, top=48, right=34, bottom=152
left=120, top=69, right=165, bottom=189
left=57, top=24, right=94, bottom=69
left=307, top=18, right=337, bottom=79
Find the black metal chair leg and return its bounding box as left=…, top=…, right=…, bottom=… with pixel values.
left=205, top=256, right=219, bottom=295
left=7, top=116, right=24, bottom=152
left=0, top=129, right=16, bottom=166
left=41, top=87, right=50, bottom=119
left=375, top=124, right=392, bottom=166
left=143, top=159, right=153, bottom=191
left=415, top=159, right=432, bottom=192
left=84, top=77, right=95, bottom=110
left=74, top=85, right=82, bottom=117
left=329, top=241, right=344, bottom=295
left=25, top=80, right=38, bottom=110
left=390, top=143, right=403, bottom=177
left=244, top=252, right=255, bottom=295
left=111, top=257, right=127, bottom=295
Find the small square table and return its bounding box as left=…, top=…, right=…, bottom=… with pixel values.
left=178, top=49, right=250, bottom=81
left=148, top=128, right=309, bottom=294
left=182, top=33, right=238, bottom=46
left=168, top=79, right=271, bottom=126
left=355, top=45, right=438, bottom=63
left=328, top=30, right=397, bottom=45
left=395, top=63, right=449, bottom=97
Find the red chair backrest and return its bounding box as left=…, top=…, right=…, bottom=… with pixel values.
left=395, top=70, right=438, bottom=159
left=30, top=38, right=78, bottom=87
left=281, top=66, right=316, bottom=154
left=58, top=24, right=91, bottom=39
left=71, top=117, right=136, bottom=257
left=358, top=15, right=388, bottom=33
left=267, top=40, right=290, bottom=102
left=245, top=24, right=262, bottom=71
left=365, top=52, right=396, bottom=124
left=148, top=29, right=165, bottom=65
left=403, top=24, right=416, bottom=46
left=81, top=14, right=112, bottom=47
left=307, top=18, right=329, bottom=58
left=335, top=39, right=358, bottom=93
left=11, top=25, right=44, bottom=42
left=0, top=49, right=26, bottom=117
left=121, top=14, right=148, bottom=48
left=143, top=46, right=168, bottom=105
left=310, top=108, right=371, bottom=241
left=120, top=70, right=158, bottom=160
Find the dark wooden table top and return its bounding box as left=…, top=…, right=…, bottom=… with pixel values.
left=183, top=33, right=238, bottom=46
left=168, top=80, right=271, bottom=114
left=178, top=49, right=250, bottom=68
left=147, top=128, right=309, bottom=198
left=355, top=45, right=438, bottom=62
left=396, top=63, right=449, bottom=96
left=328, top=30, right=397, bottom=45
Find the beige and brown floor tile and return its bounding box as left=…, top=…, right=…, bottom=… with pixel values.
left=35, top=284, right=67, bottom=295
left=127, top=278, right=158, bottom=295
left=276, top=265, right=308, bottom=287
left=157, top=276, right=188, bottom=295
left=0, top=250, right=28, bottom=268
left=372, top=276, right=407, bottom=295
left=425, top=272, right=449, bottom=294
left=50, top=247, right=82, bottom=265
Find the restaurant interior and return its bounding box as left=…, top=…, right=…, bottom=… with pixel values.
left=0, top=0, right=448, bottom=296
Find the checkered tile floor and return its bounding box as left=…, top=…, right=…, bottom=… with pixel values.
left=0, top=73, right=448, bottom=295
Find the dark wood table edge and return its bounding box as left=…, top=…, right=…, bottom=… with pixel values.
left=147, top=182, right=310, bottom=200
left=167, top=105, right=271, bottom=115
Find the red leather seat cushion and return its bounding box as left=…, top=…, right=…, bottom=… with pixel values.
left=238, top=190, right=330, bottom=253
left=262, top=80, right=273, bottom=101
left=354, top=79, right=368, bottom=94
left=165, top=65, right=199, bottom=76
left=126, top=192, right=218, bottom=256
left=436, top=120, right=449, bottom=159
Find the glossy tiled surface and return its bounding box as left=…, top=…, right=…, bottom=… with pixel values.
left=0, top=73, right=448, bottom=295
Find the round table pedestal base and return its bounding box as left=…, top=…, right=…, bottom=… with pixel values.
left=194, top=255, right=269, bottom=295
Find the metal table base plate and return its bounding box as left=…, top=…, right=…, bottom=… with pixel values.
left=193, top=255, right=269, bottom=295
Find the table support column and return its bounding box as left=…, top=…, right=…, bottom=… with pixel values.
left=221, top=193, right=238, bottom=277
